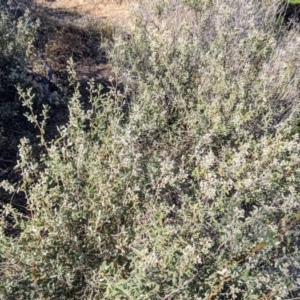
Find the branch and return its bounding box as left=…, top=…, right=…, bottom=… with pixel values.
left=207, top=216, right=300, bottom=299
left=161, top=275, right=197, bottom=300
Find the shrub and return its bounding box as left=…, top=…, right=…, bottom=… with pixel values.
left=0, top=1, right=38, bottom=117
left=1, top=0, right=300, bottom=299
left=0, top=2, right=39, bottom=171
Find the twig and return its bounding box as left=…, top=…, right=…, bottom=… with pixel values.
left=161, top=275, right=197, bottom=300
left=255, top=290, right=278, bottom=300
left=207, top=216, right=300, bottom=299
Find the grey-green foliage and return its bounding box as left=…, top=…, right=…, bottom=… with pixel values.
left=0, top=3, right=38, bottom=163
left=0, top=4, right=38, bottom=119
left=1, top=0, right=300, bottom=299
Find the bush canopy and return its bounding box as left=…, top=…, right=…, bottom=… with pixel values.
left=0, top=0, right=300, bottom=299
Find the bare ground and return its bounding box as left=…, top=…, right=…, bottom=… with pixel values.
left=35, top=0, right=135, bottom=25
left=31, top=0, right=136, bottom=82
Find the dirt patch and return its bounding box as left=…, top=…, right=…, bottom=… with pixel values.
left=35, top=0, right=135, bottom=25
left=30, top=0, right=136, bottom=84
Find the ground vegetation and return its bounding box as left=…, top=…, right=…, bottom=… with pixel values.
left=0, top=0, right=300, bottom=299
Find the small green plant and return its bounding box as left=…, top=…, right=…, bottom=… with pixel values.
left=288, top=0, right=300, bottom=4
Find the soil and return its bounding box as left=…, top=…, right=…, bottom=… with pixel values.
left=30, top=0, right=136, bottom=83
left=35, top=0, right=135, bottom=24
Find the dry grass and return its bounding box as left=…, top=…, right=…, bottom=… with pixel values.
left=29, top=0, right=135, bottom=87
left=35, top=0, right=135, bottom=25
